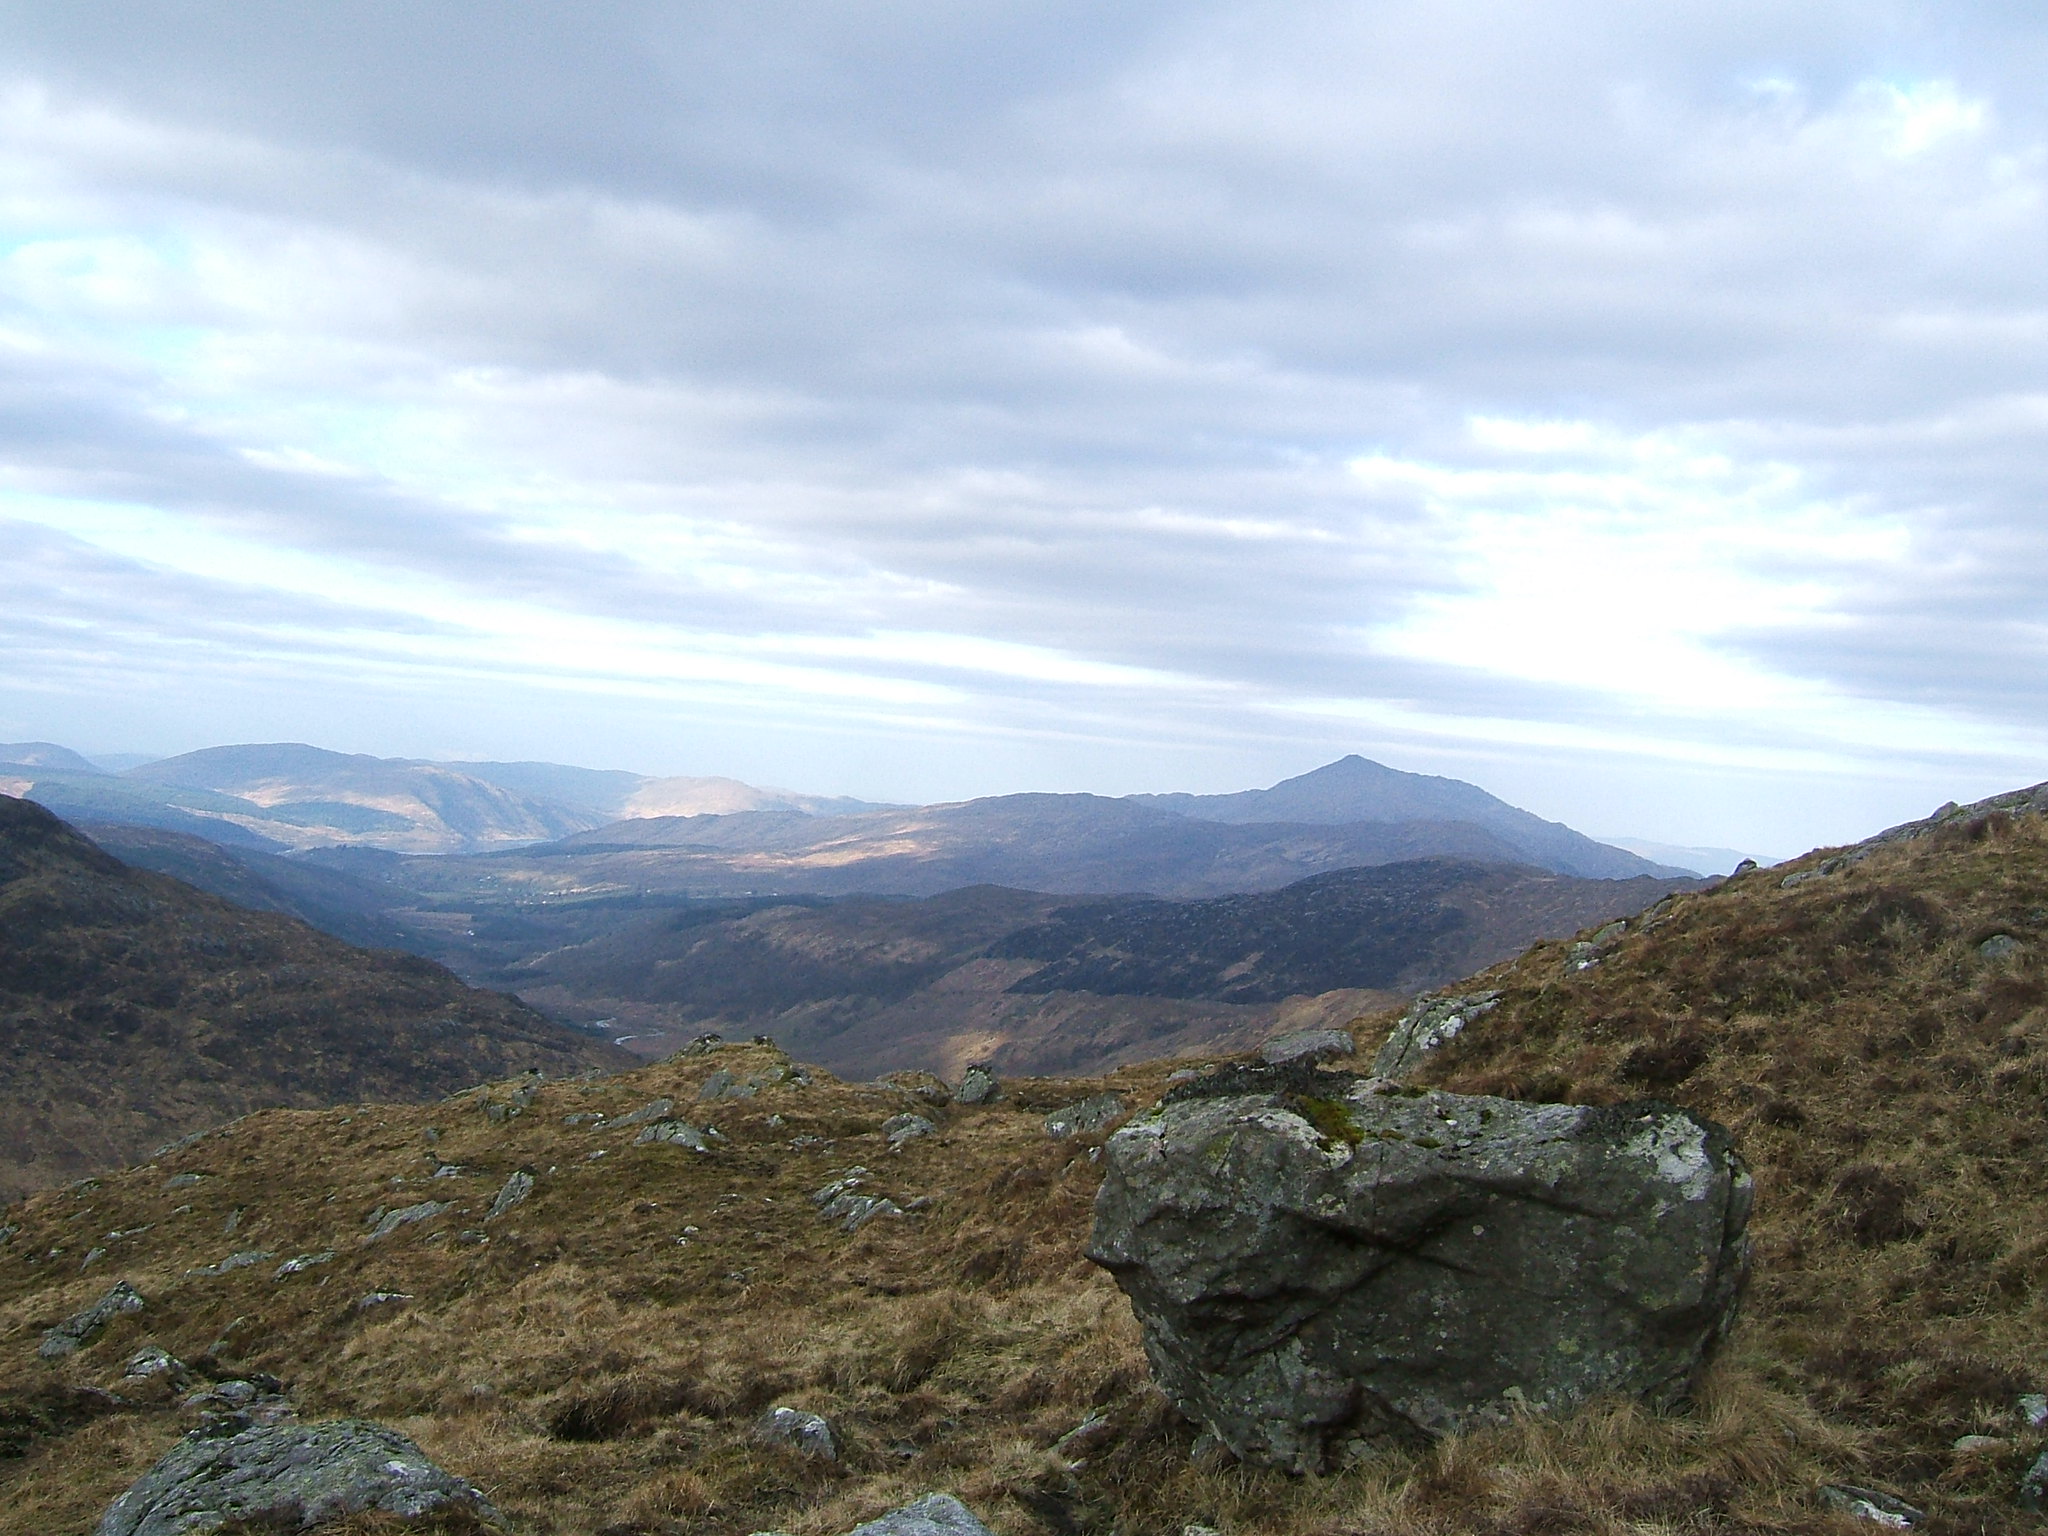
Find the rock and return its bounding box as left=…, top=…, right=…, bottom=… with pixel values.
left=482, top=1075, right=541, bottom=1125
left=1045, top=1093, right=1127, bottom=1139
left=699, top=1068, right=757, bottom=1101
left=884, top=1113, right=937, bottom=1148
left=955, top=1063, right=1001, bottom=1105
left=1953, top=1434, right=2004, bottom=1454
left=1053, top=1410, right=1115, bottom=1461
left=1980, top=934, right=2022, bottom=961
left=844, top=1493, right=994, bottom=1536
left=354, top=1292, right=411, bottom=1312
left=486, top=1170, right=534, bottom=1221
left=2021, top=1392, right=2048, bottom=1427
left=613, top=1097, right=675, bottom=1128
left=164, top=1173, right=206, bottom=1190
left=1371, top=991, right=1501, bottom=1078
left=882, top=1070, right=953, bottom=1106
left=681, top=1032, right=726, bottom=1055
left=812, top=1170, right=905, bottom=1232
left=1820, top=1484, right=1924, bottom=1527
left=272, top=1252, right=333, bottom=1281
left=364, top=1202, right=450, bottom=1241
left=753, top=1405, right=837, bottom=1460
left=1087, top=1066, right=1751, bottom=1471
left=186, top=1251, right=275, bottom=1278
left=1260, top=1029, right=1354, bottom=1067
left=2024, top=1451, right=2048, bottom=1513
left=93, top=1417, right=498, bottom=1536
left=125, top=1346, right=192, bottom=1386
left=39, top=1280, right=145, bottom=1358
left=1731, top=857, right=1759, bottom=875
left=635, top=1119, right=719, bottom=1151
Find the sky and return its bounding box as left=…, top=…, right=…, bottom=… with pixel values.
left=3, top=1, right=2046, bottom=857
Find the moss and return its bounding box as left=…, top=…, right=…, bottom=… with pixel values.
left=1292, top=1095, right=1364, bottom=1147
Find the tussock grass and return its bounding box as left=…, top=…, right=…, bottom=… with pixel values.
left=7, top=806, right=2048, bottom=1532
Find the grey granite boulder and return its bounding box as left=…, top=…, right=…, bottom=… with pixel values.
left=94, top=1418, right=498, bottom=1536
left=884, top=1112, right=937, bottom=1148
left=486, top=1170, right=534, bottom=1220
left=955, top=1064, right=1000, bottom=1105
left=1261, top=1029, right=1354, bottom=1067
left=635, top=1118, right=719, bottom=1151
left=39, top=1280, right=144, bottom=1358
left=845, top=1493, right=993, bottom=1536
left=365, top=1201, right=449, bottom=1241
left=1087, top=1064, right=1751, bottom=1471
left=1371, top=990, right=1501, bottom=1078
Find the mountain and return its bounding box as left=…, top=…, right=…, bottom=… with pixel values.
left=503, top=861, right=1697, bottom=1075
left=0, top=742, right=102, bottom=775
left=0, top=794, right=628, bottom=1202
left=1132, top=754, right=1677, bottom=878
left=9, top=781, right=2048, bottom=1535
left=517, top=793, right=1557, bottom=900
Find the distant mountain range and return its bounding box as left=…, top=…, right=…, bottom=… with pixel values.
left=0, top=742, right=1682, bottom=882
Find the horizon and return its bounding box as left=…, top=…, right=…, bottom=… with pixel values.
left=5, top=4, right=2047, bottom=855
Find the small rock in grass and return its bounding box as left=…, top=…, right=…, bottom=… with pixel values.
left=1981, top=934, right=2022, bottom=961
left=353, top=1292, right=411, bottom=1313
left=1044, top=1093, right=1125, bottom=1139
left=93, top=1417, right=495, bottom=1536
left=39, top=1280, right=144, bottom=1358
left=613, top=1098, right=675, bottom=1128
left=486, top=1170, right=534, bottom=1221
left=2022, top=1392, right=2048, bottom=1427
left=843, top=1493, right=995, bottom=1536
left=753, top=1405, right=837, bottom=1460
left=364, top=1202, right=449, bottom=1241
left=186, top=1250, right=275, bottom=1278
left=273, top=1252, right=333, bottom=1281
left=883, top=1113, right=936, bottom=1148
left=635, top=1119, right=720, bottom=1151
left=1820, top=1484, right=1924, bottom=1527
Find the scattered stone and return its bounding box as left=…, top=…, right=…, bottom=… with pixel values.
left=1260, top=1029, right=1354, bottom=1067
left=844, top=1493, right=994, bottom=1536
left=486, top=1170, right=534, bottom=1221
left=364, top=1202, right=450, bottom=1242
left=955, top=1064, right=1001, bottom=1105
left=164, top=1174, right=206, bottom=1190
left=354, top=1292, right=411, bottom=1313
left=1820, top=1484, right=1924, bottom=1527
left=884, top=1113, right=937, bottom=1148
left=681, top=1032, right=726, bottom=1055
left=483, top=1077, right=541, bottom=1124
left=81, top=1247, right=107, bottom=1269
left=699, top=1068, right=759, bottom=1101
left=753, top=1405, right=838, bottom=1460
left=561, top=1111, right=607, bottom=1126
left=1565, top=941, right=1601, bottom=971
left=1183, top=1526, right=1223, bottom=1536
left=152, top=1128, right=211, bottom=1158
left=1089, top=1069, right=1751, bottom=1470
left=635, top=1119, right=720, bottom=1151
left=1980, top=934, right=2022, bottom=961
left=614, top=1098, right=676, bottom=1128
left=1953, top=1435, right=2004, bottom=1454
left=430, top=1164, right=468, bottom=1178
left=882, top=1070, right=953, bottom=1106
left=39, top=1280, right=145, bottom=1358
left=1165, top=1069, right=1202, bottom=1085
left=1045, top=1093, right=1127, bottom=1139
left=125, top=1346, right=192, bottom=1386
left=186, top=1250, right=276, bottom=1278
left=273, top=1252, right=334, bottom=1281
left=222, top=1209, right=243, bottom=1235
left=1054, top=1410, right=1115, bottom=1461
left=2021, top=1392, right=2048, bottom=1427
left=0, top=1221, right=17, bottom=1245
left=1731, top=857, right=1760, bottom=875
left=812, top=1170, right=905, bottom=1233
left=93, top=1417, right=498, bottom=1536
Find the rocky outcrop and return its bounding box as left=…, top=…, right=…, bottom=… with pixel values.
left=1087, top=1064, right=1751, bottom=1471
left=846, top=1493, right=993, bottom=1536
left=753, top=1405, right=837, bottom=1460
left=94, top=1417, right=498, bottom=1535
left=39, top=1280, right=144, bottom=1358
left=1370, top=990, right=1499, bottom=1077
left=1261, top=1028, right=1354, bottom=1067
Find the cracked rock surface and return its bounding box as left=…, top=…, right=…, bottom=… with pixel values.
left=1087, top=1064, right=1751, bottom=1471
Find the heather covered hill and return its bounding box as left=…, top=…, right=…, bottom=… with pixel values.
left=0, top=795, right=628, bottom=1200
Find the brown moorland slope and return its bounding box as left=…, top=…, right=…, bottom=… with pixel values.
left=7, top=787, right=2048, bottom=1535
left=0, top=794, right=628, bottom=1201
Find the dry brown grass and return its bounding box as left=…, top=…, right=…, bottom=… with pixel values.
left=7, top=807, right=2048, bottom=1533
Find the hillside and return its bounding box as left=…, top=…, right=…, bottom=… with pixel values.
left=430, top=862, right=1696, bottom=1074
left=0, top=795, right=628, bottom=1201
left=10, top=774, right=2048, bottom=1534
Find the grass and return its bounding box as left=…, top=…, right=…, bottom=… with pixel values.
left=6, top=801, right=2048, bottom=1533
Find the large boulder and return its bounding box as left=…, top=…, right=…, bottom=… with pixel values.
left=1087, top=1064, right=1751, bottom=1472
left=95, top=1417, right=498, bottom=1535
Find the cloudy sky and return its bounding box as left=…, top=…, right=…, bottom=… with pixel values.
left=3, top=1, right=2045, bottom=854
